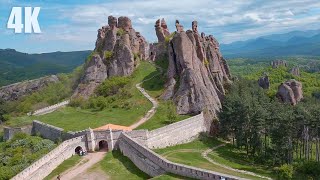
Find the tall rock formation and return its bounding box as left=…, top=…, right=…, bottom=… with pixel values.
left=272, top=60, right=288, bottom=68
left=258, top=73, right=270, bottom=89
left=276, top=79, right=303, bottom=105
left=150, top=19, right=171, bottom=61
left=161, top=20, right=231, bottom=132
left=73, top=16, right=149, bottom=98
left=0, top=75, right=59, bottom=101
left=290, top=67, right=300, bottom=76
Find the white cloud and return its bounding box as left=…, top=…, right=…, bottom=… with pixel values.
left=7, top=0, right=320, bottom=52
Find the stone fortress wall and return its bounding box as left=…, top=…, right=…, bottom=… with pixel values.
left=28, top=100, right=70, bottom=116
left=11, top=136, right=87, bottom=180
left=146, top=112, right=205, bottom=149
left=3, top=125, right=32, bottom=141
left=119, top=133, right=239, bottom=180
left=9, top=112, right=243, bottom=180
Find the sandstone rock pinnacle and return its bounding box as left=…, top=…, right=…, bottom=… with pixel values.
left=73, top=16, right=149, bottom=99
left=276, top=79, right=303, bottom=105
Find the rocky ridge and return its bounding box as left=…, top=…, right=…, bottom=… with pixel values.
left=73, top=16, right=149, bottom=98
left=0, top=75, right=59, bottom=101
left=157, top=19, right=231, bottom=131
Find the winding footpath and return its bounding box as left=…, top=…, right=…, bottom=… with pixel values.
left=201, top=145, right=272, bottom=180
left=56, top=62, right=162, bottom=179
left=129, top=62, right=162, bottom=129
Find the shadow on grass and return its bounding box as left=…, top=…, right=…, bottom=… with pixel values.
left=213, top=144, right=274, bottom=178
left=112, top=150, right=150, bottom=179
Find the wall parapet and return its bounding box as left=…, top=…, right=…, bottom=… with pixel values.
left=119, top=133, right=241, bottom=180
left=146, top=112, right=206, bottom=149
left=28, top=100, right=70, bottom=116
left=11, top=136, right=87, bottom=180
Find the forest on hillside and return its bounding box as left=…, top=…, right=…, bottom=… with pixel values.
left=220, top=57, right=320, bottom=179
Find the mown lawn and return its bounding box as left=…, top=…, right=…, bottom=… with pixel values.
left=45, top=155, right=82, bottom=180
left=155, top=136, right=274, bottom=180
left=90, top=150, right=150, bottom=180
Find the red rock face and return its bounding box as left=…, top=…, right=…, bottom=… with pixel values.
left=160, top=19, right=232, bottom=132
left=73, top=16, right=149, bottom=99
left=276, top=79, right=303, bottom=105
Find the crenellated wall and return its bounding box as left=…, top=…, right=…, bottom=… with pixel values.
left=11, top=136, right=87, bottom=180
left=119, top=133, right=240, bottom=180
left=146, top=112, right=205, bottom=149
left=28, top=100, right=69, bottom=116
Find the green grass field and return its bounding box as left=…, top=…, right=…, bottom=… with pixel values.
left=6, top=62, right=156, bottom=131
left=155, top=136, right=274, bottom=180
left=45, top=155, right=82, bottom=180
left=90, top=151, right=150, bottom=180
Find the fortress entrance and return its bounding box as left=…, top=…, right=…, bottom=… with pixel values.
left=98, top=140, right=108, bottom=151
left=75, top=146, right=83, bottom=155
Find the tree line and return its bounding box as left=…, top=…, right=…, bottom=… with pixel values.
left=219, top=79, right=320, bottom=177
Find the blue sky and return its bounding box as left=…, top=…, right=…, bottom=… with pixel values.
left=0, top=0, right=320, bottom=53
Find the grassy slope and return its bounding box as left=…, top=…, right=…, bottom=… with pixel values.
left=137, top=59, right=191, bottom=130
left=90, top=150, right=150, bottom=180
left=155, top=136, right=274, bottom=180
left=44, top=155, right=82, bottom=180
left=6, top=62, right=154, bottom=131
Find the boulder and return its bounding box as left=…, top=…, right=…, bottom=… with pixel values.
left=276, top=79, right=303, bottom=105
left=258, top=74, right=270, bottom=89
left=73, top=16, right=149, bottom=99
left=0, top=75, right=59, bottom=101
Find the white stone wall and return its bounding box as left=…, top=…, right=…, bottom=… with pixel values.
left=11, top=136, right=87, bottom=180
left=119, top=133, right=240, bottom=180
left=146, top=112, right=206, bottom=149
left=28, top=100, right=69, bottom=116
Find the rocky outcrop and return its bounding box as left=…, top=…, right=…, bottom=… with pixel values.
left=161, top=20, right=231, bottom=131
left=258, top=74, right=270, bottom=89
left=0, top=75, right=59, bottom=101
left=272, top=60, right=287, bottom=68
left=276, top=79, right=303, bottom=105
left=73, top=16, right=149, bottom=98
left=290, top=67, right=300, bottom=76
left=155, top=19, right=170, bottom=43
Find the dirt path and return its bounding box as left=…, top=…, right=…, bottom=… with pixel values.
left=129, top=62, right=162, bottom=129
left=58, top=151, right=107, bottom=180
left=201, top=145, right=272, bottom=180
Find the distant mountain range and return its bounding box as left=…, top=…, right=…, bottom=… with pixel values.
left=221, top=29, right=320, bottom=58
left=0, top=49, right=91, bottom=86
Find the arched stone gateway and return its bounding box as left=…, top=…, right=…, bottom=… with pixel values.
left=75, top=146, right=83, bottom=155
left=98, top=140, right=108, bottom=151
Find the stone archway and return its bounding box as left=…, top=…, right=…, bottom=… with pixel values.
left=98, top=140, right=108, bottom=151
left=75, top=146, right=83, bottom=155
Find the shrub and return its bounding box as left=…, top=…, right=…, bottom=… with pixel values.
left=95, top=76, right=130, bottom=97
left=116, top=28, right=126, bottom=36
left=69, top=97, right=86, bottom=108
left=296, top=161, right=320, bottom=179
left=104, top=51, right=113, bottom=61
left=166, top=101, right=177, bottom=123
left=204, top=59, right=209, bottom=67
left=274, top=164, right=293, bottom=180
